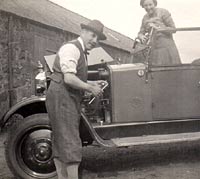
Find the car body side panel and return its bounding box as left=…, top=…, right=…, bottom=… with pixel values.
left=151, top=65, right=200, bottom=120
left=108, top=64, right=152, bottom=123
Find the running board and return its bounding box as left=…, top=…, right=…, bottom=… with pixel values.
left=111, top=132, right=200, bottom=147
left=81, top=112, right=115, bottom=147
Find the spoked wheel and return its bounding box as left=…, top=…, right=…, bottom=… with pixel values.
left=5, top=114, right=57, bottom=179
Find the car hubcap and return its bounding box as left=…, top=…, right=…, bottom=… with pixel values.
left=17, top=128, right=56, bottom=178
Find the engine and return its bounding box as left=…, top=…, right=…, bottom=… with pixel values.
left=82, top=66, right=111, bottom=125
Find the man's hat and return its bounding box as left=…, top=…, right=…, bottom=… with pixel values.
left=81, top=20, right=107, bottom=40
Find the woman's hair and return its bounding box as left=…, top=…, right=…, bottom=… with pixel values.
left=140, top=0, right=157, bottom=7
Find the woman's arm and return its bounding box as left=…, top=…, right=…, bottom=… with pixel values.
left=138, top=16, right=149, bottom=43
left=158, top=9, right=176, bottom=34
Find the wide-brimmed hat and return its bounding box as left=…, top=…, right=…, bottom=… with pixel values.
left=81, top=20, right=107, bottom=40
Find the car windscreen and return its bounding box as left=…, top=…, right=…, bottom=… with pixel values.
left=174, top=30, right=200, bottom=64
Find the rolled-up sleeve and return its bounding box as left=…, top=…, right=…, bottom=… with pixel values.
left=58, top=44, right=80, bottom=74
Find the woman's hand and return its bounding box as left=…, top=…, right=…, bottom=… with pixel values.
left=148, top=23, right=160, bottom=30
left=138, top=34, right=148, bottom=44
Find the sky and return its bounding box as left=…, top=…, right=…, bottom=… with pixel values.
left=49, top=0, right=200, bottom=39
left=49, top=0, right=200, bottom=62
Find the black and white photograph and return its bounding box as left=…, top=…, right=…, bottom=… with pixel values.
left=0, top=0, right=200, bottom=178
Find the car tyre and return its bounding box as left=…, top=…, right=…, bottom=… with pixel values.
left=5, top=113, right=57, bottom=179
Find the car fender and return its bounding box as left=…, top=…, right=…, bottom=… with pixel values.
left=1, top=95, right=114, bottom=147
left=1, top=95, right=46, bottom=128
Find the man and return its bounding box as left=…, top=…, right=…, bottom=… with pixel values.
left=45, top=20, right=107, bottom=179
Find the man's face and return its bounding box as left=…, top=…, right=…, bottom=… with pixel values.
left=82, top=29, right=99, bottom=50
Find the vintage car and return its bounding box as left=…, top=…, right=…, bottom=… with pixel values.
left=2, top=28, right=200, bottom=179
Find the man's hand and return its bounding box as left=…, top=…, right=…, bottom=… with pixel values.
left=64, top=73, right=105, bottom=97
left=88, top=83, right=103, bottom=97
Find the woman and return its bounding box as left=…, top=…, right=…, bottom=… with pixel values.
left=138, top=0, right=181, bottom=65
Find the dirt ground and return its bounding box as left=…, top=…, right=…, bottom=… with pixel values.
left=1, top=131, right=200, bottom=179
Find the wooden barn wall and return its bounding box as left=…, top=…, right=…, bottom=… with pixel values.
left=0, top=10, right=131, bottom=119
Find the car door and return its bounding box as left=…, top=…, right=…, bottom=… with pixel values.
left=151, top=65, right=200, bottom=120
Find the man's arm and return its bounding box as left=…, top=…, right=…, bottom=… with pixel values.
left=64, top=73, right=102, bottom=96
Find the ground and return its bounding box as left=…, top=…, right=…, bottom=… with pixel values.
left=1, top=132, right=200, bottom=179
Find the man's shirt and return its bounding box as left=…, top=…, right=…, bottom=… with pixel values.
left=58, top=37, right=86, bottom=74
